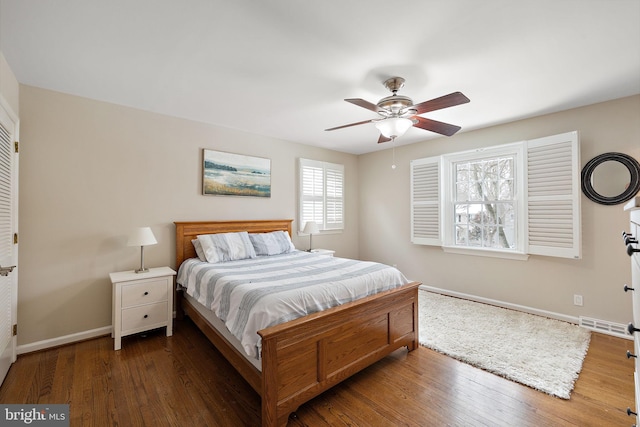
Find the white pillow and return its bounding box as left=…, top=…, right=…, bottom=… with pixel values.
left=197, top=232, right=257, bottom=263
left=249, top=231, right=295, bottom=256
left=191, top=239, right=206, bottom=261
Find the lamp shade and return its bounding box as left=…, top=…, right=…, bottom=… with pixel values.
left=374, top=117, right=413, bottom=139
left=303, top=221, right=319, bottom=234
left=127, top=227, right=158, bottom=247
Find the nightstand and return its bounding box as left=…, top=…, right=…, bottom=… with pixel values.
left=310, top=248, right=335, bottom=257
left=110, top=266, right=176, bottom=350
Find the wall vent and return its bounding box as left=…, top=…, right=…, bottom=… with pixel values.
left=579, top=316, right=629, bottom=339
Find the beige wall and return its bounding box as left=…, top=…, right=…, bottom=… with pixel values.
left=358, top=95, right=640, bottom=324
left=18, top=85, right=359, bottom=346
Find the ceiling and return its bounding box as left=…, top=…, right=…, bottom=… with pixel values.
left=1, top=1, right=639, bottom=155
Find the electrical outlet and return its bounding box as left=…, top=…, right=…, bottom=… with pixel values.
left=574, top=294, right=583, bottom=306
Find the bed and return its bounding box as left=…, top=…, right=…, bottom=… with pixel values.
left=174, top=219, right=421, bottom=427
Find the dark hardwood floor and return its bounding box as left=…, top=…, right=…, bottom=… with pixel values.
left=0, top=318, right=635, bottom=426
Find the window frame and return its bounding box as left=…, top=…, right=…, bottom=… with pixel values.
left=441, top=142, right=526, bottom=257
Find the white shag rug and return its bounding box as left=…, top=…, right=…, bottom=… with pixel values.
left=418, top=289, right=591, bottom=399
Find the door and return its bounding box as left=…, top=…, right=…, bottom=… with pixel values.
left=0, top=96, right=18, bottom=385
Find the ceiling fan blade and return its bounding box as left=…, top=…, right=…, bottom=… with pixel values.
left=345, top=98, right=380, bottom=112
left=378, top=134, right=392, bottom=144
left=412, top=92, right=470, bottom=115
left=325, top=119, right=372, bottom=131
left=413, top=116, right=462, bottom=137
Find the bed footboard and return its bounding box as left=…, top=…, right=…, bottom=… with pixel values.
left=258, top=281, right=420, bottom=427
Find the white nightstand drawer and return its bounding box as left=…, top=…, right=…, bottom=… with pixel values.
left=121, top=279, right=168, bottom=308
left=121, top=301, right=168, bottom=332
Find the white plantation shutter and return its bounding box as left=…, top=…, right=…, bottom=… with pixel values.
left=325, top=166, right=344, bottom=229
left=411, top=156, right=441, bottom=245
left=299, top=159, right=344, bottom=232
left=526, top=131, right=581, bottom=259
left=301, top=163, right=324, bottom=227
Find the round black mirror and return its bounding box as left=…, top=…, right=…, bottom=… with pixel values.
left=581, top=152, right=640, bottom=205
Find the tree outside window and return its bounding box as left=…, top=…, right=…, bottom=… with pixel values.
left=454, top=157, right=515, bottom=249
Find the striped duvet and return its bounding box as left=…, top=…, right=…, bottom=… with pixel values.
left=177, top=250, right=410, bottom=359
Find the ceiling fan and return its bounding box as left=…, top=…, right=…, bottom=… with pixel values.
left=325, top=77, right=470, bottom=143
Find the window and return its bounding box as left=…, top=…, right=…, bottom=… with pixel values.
left=453, top=155, right=517, bottom=250
left=411, top=131, right=581, bottom=259
left=299, top=158, right=344, bottom=232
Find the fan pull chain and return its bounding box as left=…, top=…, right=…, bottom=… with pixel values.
left=391, top=137, right=397, bottom=170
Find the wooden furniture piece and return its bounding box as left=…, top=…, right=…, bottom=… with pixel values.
left=624, top=197, right=640, bottom=425
left=174, top=219, right=421, bottom=427
left=110, top=266, right=176, bottom=351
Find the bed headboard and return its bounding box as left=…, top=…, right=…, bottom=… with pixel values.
left=174, top=219, right=294, bottom=267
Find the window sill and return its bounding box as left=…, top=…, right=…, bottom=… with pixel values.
left=442, top=246, right=529, bottom=261
left=297, top=229, right=343, bottom=237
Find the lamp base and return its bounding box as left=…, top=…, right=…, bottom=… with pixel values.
left=135, top=246, right=149, bottom=273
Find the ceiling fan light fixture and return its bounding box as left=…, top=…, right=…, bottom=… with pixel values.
left=326, top=77, right=469, bottom=142
left=375, top=117, right=413, bottom=139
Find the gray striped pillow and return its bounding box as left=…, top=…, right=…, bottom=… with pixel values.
left=249, top=231, right=295, bottom=256
left=196, top=232, right=257, bottom=263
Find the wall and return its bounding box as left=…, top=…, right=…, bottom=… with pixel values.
left=18, top=85, right=359, bottom=347
left=358, top=95, right=640, bottom=325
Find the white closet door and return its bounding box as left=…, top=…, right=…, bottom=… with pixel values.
left=0, top=97, right=18, bottom=386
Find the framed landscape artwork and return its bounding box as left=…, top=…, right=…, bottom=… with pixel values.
left=202, top=149, right=271, bottom=197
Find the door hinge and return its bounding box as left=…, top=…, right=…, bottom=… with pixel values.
left=13, top=233, right=17, bottom=244
left=14, top=141, right=18, bottom=153
left=12, top=324, right=16, bottom=336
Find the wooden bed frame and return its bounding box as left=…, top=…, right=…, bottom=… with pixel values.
left=174, top=219, right=420, bottom=427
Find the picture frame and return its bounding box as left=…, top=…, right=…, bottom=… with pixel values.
left=202, top=149, right=271, bottom=197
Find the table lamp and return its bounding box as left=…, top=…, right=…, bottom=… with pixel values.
left=127, top=227, right=157, bottom=273
left=303, top=221, right=319, bottom=252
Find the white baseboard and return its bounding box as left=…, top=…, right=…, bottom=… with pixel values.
left=17, top=311, right=179, bottom=355
left=419, top=284, right=631, bottom=340
left=17, top=326, right=113, bottom=355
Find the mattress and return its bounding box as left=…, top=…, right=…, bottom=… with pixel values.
left=177, top=250, right=410, bottom=359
